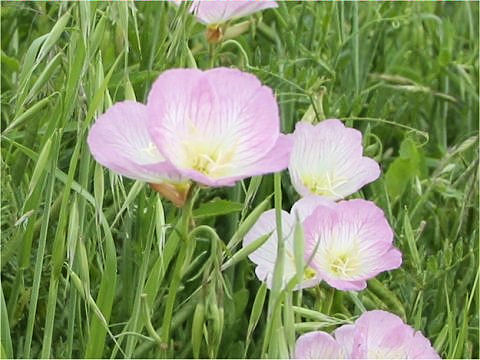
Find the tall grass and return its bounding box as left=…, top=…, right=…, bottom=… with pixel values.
left=1, top=2, right=478, bottom=358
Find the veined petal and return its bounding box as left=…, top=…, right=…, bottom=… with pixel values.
left=87, top=101, right=181, bottom=184
left=243, top=208, right=321, bottom=290
left=408, top=331, right=442, bottom=359
left=303, top=199, right=401, bottom=291
left=294, top=331, right=345, bottom=359
left=345, top=310, right=440, bottom=359
left=290, top=195, right=335, bottom=223
left=289, top=120, right=380, bottom=200
left=239, top=134, right=293, bottom=177
left=295, top=311, right=439, bottom=359
left=147, top=68, right=287, bottom=187
left=333, top=324, right=357, bottom=358
left=190, top=0, right=277, bottom=24
left=243, top=209, right=296, bottom=289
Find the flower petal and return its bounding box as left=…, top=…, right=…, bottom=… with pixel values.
left=190, top=0, right=277, bottom=24
left=350, top=310, right=440, bottom=359
left=290, top=195, right=335, bottom=223
left=294, top=331, right=344, bottom=359
left=87, top=101, right=181, bottom=183
left=303, top=199, right=401, bottom=291
left=333, top=324, right=357, bottom=358
left=408, top=331, right=441, bottom=359
left=289, top=120, right=380, bottom=200
left=238, top=133, right=293, bottom=177
left=243, top=209, right=296, bottom=289
left=147, top=68, right=285, bottom=187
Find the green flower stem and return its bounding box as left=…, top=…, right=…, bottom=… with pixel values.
left=209, top=42, right=217, bottom=68
left=262, top=172, right=286, bottom=358
left=159, top=185, right=198, bottom=356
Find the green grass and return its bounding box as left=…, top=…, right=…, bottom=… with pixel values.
left=1, top=1, right=478, bottom=358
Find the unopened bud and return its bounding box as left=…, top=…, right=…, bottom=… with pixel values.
left=206, top=25, right=223, bottom=44
left=149, top=182, right=191, bottom=207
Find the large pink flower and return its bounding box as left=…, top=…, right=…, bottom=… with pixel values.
left=87, top=101, right=190, bottom=206
left=189, top=0, right=278, bottom=25
left=295, top=310, right=440, bottom=359
left=289, top=120, right=380, bottom=200
left=243, top=196, right=333, bottom=289
left=303, top=199, right=402, bottom=291
left=147, top=68, right=292, bottom=187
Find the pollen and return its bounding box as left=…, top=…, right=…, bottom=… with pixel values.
left=186, top=142, right=236, bottom=178
left=302, top=173, right=348, bottom=198
left=304, top=267, right=317, bottom=280
left=182, top=122, right=237, bottom=178
left=326, top=251, right=360, bottom=279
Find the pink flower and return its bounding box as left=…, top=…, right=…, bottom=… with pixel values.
left=243, top=196, right=333, bottom=289
left=288, top=120, right=380, bottom=200
left=189, top=0, right=278, bottom=25
left=295, top=331, right=344, bottom=359
left=147, top=68, right=292, bottom=187
left=87, top=101, right=190, bottom=206
left=303, top=199, right=402, bottom=291
left=295, top=310, right=440, bottom=359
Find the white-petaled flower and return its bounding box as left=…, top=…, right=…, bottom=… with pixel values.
left=243, top=196, right=333, bottom=289
left=289, top=120, right=380, bottom=200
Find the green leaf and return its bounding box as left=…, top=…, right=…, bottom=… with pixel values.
left=221, top=232, right=271, bottom=271
left=385, top=137, right=425, bottom=202
left=227, top=195, right=272, bottom=251
left=234, top=288, right=250, bottom=318
left=1, top=286, right=12, bottom=359
left=192, top=302, right=205, bottom=359
left=1, top=50, right=20, bottom=72
left=193, top=199, right=243, bottom=218
left=245, top=283, right=267, bottom=356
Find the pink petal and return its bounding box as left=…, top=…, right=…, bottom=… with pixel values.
left=147, top=68, right=287, bottom=187
left=349, top=310, right=440, bottom=359
left=294, top=331, right=344, bottom=359
left=87, top=101, right=181, bottom=183
left=190, top=0, right=277, bottom=24
left=408, top=331, right=441, bottom=359
left=290, top=195, right=335, bottom=223
left=289, top=120, right=380, bottom=200
left=303, top=200, right=401, bottom=291
left=297, top=311, right=439, bottom=359
left=239, top=134, right=293, bottom=177
left=322, top=278, right=367, bottom=292
left=333, top=324, right=357, bottom=358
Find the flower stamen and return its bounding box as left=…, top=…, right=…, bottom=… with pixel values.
left=302, top=172, right=349, bottom=198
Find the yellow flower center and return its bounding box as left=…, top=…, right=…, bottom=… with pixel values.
left=302, top=173, right=348, bottom=198
left=326, top=251, right=360, bottom=279
left=304, top=267, right=317, bottom=280
left=185, top=142, right=236, bottom=178
left=183, top=122, right=236, bottom=179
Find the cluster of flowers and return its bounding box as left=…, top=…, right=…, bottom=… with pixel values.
left=87, top=1, right=440, bottom=358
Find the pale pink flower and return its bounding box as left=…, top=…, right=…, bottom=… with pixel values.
left=243, top=196, right=333, bottom=289
left=295, top=310, right=440, bottom=359
left=147, top=68, right=292, bottom=187
left=303, top=199, right=402, bottom=291
left=87, top=101, right=190, bottom=206
left=87, top=101, right=177, bottom=184
left=189, top=0, right=278, bottom=25
left=295, top=331, right=344, bottom=359
left=289, top=120, right=380, bottom=200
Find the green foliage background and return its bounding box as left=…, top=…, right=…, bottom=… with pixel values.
left=1, top=1, right=478, bottom=358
